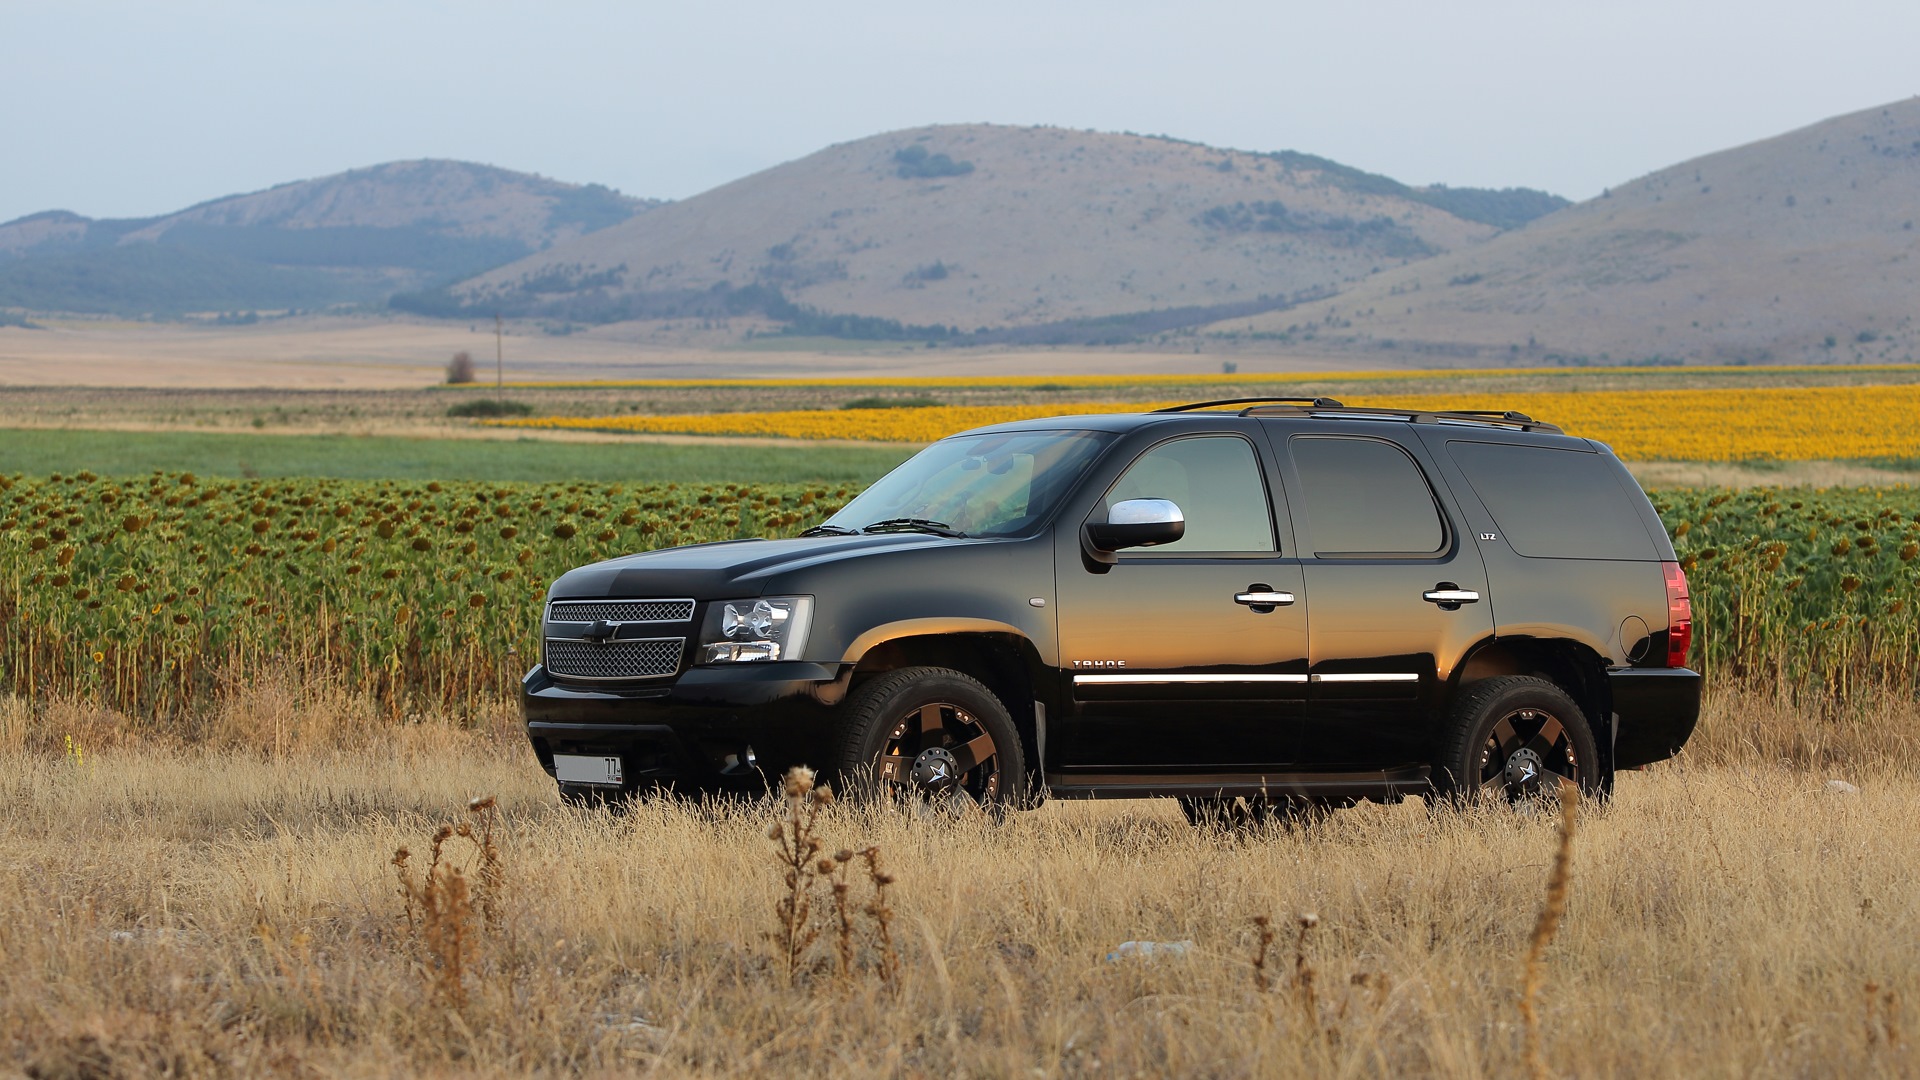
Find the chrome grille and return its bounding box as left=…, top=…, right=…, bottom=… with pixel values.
left=548, top=599, right=694, bottom=624
left=544, top=637, right=685, bottom=681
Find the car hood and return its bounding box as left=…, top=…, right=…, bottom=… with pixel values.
left=546, top=533, right=977, bottom=601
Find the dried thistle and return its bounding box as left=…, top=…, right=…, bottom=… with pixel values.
left=420, top=862, right=472, bottom=1009
left=392, top=846, right=416, bottom=930
left=861, top=845, right=901, bottom=990
left=1251, top=915, right=1275, bottom=993
left=389, top=801, right=509, bottom=1010
left=1867, top=980, right=1882, bottom=1049
left=830, top=849, right=857, bottom=981
left=468, top=795, right=504, bottom=932
left=1294, top=912, right=1320, bottom=1025
left=770, top=766, right=831, bottom=982
left=427, top=824, right=454, bottom=879
left=1522, top=781, right=1579, bottom=1080
left=1865, top=981, right=1902, bottom=1049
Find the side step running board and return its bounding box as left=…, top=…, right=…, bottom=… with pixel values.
left=1041, top=766, right=1431, bottom=801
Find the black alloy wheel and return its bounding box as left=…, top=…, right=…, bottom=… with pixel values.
left=830, top=666, right=1027, bottom=811
left=1435, top=675, right=1603, bottom=804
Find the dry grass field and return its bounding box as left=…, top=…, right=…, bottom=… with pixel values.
left=1, top=691, right=1914, bottom=1079
left=0, top=316, right=1408, bottom=390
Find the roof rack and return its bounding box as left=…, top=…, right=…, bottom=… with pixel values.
left=1152, top=396, right=1346, bottom=413
left=1152, top=398, right=1564, bottom=434
left=1236, top=403, right=1563, bottom=434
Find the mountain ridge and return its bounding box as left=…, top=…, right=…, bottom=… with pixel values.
left=408, top=124, right=1564, bottom=337
left=1209, top=98, right=1920, bottom=365
left=0, top=161, right=656, bottom=316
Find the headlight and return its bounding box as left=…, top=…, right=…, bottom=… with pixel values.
left=698, top=596, right=813, bottom=663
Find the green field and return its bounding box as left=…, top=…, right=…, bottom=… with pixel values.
left=0, top=428, right=913, bottom=484
left=4, top=467, right=1917, bottom=750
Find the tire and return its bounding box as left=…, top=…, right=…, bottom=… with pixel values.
left=829, top=666, right=1027, bottom=812
left=1433, top=675, right=1604, bottom=804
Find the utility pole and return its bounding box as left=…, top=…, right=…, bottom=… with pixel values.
left=494, top=313, right=503, bottom=388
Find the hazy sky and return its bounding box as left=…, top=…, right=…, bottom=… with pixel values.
left=4, top=0, right=1916, bottom=223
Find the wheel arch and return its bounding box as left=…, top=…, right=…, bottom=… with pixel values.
left=1451, top=635, right=1615, bottom=771
left=842, top=624, right=1055, bottom=781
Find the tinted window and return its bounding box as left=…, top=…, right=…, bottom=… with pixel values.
left=1291, top=436, right=1444, bottom=555
left=1105, top=436, right=1274, bottom=552
left=1447, top=441, right=1659, bottom=560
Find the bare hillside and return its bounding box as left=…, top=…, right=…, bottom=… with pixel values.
left=0, top=162, right=654, bottom=316
left=444, top=125, right=1526, bottom=332
left=1216, top=99, right=1920, bottom=365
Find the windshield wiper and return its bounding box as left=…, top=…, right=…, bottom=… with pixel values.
left=861, top=517, right=967, bottom=538
left=799, top=523, right=861, bottom=537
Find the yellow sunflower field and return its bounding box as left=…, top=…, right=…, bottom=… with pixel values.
left=490, top=384, right=1920, bottom=461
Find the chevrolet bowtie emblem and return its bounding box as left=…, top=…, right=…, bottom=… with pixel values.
left=583, top=619, right=616, bottom=643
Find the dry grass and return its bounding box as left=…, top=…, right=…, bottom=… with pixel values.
left=1687, top=687, right=1920, bottom=771
left=2, top=696, right=1916, bottom=1077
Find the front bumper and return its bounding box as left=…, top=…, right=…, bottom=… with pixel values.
left=522, top=661, right=850, bottom=795
left=1608, top=667, right=1702, bottom=768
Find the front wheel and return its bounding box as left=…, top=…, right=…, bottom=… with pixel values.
left=1433, top=675, right=1604, bottom=804
left=829, top=666, right=1027, bottom=812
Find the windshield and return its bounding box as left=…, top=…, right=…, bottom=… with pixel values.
left=821, top=430, right=1114, bottom=538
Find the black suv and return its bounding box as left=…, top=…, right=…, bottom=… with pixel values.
left=523, top=398, right=1700, bottom=816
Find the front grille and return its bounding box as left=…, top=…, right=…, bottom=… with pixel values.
left=549, top=599, right=695, bottom=624
left=545, top=637, right=685, bottom=681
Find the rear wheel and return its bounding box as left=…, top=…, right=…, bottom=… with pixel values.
left=830, top=666, right=1027, bottom=812
left=1434, top=675, right=1603, bottom=804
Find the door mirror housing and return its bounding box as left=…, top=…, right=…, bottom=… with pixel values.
left=1086, top=498, right=1186, bottom=553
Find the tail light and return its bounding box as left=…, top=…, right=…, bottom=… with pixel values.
left=1662, top=561, right=1692, bottom=667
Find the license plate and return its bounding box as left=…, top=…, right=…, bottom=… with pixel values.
left=554, top=754, right=624, bottom=786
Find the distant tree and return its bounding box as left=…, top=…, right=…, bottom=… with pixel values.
left=446, top=350, right=476, bottom=384
left=894, top=145, right=975, bottom=180
left=903, top=260, right=952, bottom=284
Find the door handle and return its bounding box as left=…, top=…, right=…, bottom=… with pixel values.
left=1422, top=583, right=1480, bottom=609
left=1235, top=590, right=1296, bottom=607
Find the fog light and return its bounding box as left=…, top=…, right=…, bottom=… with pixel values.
left=703, top=640, right=781, bottom=663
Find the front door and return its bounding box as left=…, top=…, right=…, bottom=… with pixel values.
left=1265, top=427, right=1494, bottom=767
left=1055, top=432, right=1308, bottom=770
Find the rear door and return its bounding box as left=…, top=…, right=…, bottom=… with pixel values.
left=1263, top=424, right=1493, bottom=767
left=1054, top=430, right=1308, bottom=770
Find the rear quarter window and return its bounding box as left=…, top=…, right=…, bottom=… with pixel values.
left=1446, top=440, right=1660, bottom=560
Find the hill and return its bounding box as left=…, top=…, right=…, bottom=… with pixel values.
left=1212, top=99, right=1920, bottom=365
left=416, top=125, right=1564, bottom=339
left=0, top=161, right=654, bottom=316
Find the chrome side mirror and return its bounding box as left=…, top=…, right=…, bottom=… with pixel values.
left=1085, top=498, right=1186, bottom=552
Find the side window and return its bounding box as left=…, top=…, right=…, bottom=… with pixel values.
left=1104, top=435, right=1275, bottom=553
left=1446, top=441, right=1660, bottom=560
left=1290, top=436, right=1445, bottom=556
